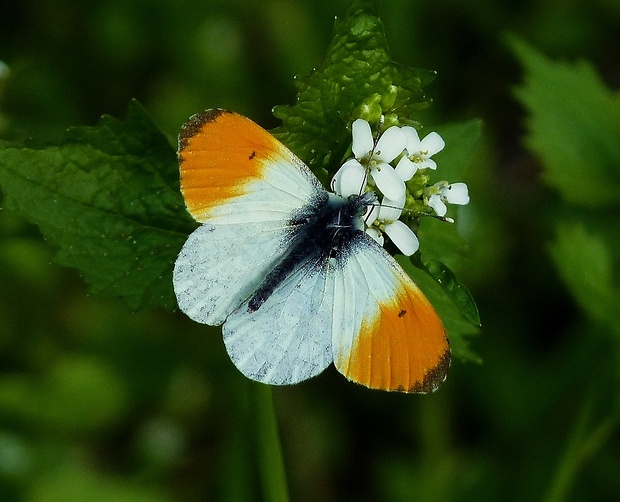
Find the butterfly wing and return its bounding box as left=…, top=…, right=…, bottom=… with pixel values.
left=332, top=234, right=450, bottom=393
left=177, top=109, right=324, bottom=224
left=173, top=110, right=326, bottom=325
left=221, top=233, right=448, bottom=391
left=223, top=255, right=335, bottom=385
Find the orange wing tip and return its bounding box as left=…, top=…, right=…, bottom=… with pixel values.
left=179, top=109, right=230, bottom=152
left=177, top=109, right=278, bottom=219
left=403, top=347, right=451, bottom=394
left=337, top=281, right=451, bottom=393
left=341, top=347, right=451, bottom=394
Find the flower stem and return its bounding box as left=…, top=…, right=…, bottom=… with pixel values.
left=543, top=392, right=619, bottom=502
left=251, top=382, right=289, bottom=502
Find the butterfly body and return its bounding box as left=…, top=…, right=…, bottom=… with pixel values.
left=248, top=192, right=372, bottom=312
left=173, top=109, right=450, bottom=393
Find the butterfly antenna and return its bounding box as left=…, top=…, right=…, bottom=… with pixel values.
left=397, top=205, right=455, bottom=223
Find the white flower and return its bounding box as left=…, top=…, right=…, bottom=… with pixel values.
left=364, top=191, right=419, bottom=256
left=395, top=127, right=445, bottom=181
left=331, top=119, right=406, bottom=200
left=426, top=182, right=470, bottom=217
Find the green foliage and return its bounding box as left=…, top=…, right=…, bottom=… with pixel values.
left=272, top=0, right=435, bottom=184
left=0, top=100, right=195, bottom=311
left=511, top=37, right=620, bottom=207
left=513, top=38, right=620, bottom=339
left=421, top=259, right=481, bottom=326
left=414, top=119, right=482, bottom=334
left=513, top=37, right=620, bottom=502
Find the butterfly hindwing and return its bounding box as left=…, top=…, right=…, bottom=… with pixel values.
left=223, top=256, right=335, bottom=385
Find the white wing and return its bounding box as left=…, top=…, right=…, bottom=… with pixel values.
left=222, top=257, right=335, bottom=385
left=174, top=220, right=295, bottom=325
left=218, top=233, right=448, bottom=392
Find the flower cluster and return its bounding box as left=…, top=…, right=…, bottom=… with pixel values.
left=331, top=118, right=469, bottom=256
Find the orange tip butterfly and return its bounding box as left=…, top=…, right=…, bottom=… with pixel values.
left=173, top=109, right=450, bottom=393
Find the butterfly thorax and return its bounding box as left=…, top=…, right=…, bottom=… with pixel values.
left=247, top=191, right=374, bottom=312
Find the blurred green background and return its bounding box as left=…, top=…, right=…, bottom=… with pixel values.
left=1, top=0, right=620, bottom=501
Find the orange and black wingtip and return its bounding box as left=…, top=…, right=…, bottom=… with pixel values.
left=407, top=347, right=451, bottom=394
left=179, top=109, right=232, bottom=152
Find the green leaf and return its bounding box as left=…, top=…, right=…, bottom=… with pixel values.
left=272, top=0, right=435, bottom=185
left=510, top=36, right=620, bottom=207
left=548, top=222, right=620, bottom=337
left=0, top=100, right=195, bottom=311
left=416, top=216, right=468, bottom=271
left=418, top=258, right=481, bottom=327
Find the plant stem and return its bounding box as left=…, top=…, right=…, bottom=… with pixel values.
left=544, top=394, right=619, bottom=502
left=251, top=383, right=289, bottom=502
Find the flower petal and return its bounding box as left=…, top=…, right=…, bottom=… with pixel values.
left=418, top=158, right=437, bottom=170
left=330, top=167, right=342, bottom=193
left=370, top=163, right=405, bottom=200
left=333, top=159, right=366, bottom=197
left=401, top=126, right=421, bottom=152
left=427, top=194, right=447, bottom=217
left=378, top=192, right=405, bottom=221
left=352, top=119, right=373, bottom=159
left=420, top=132, right=445, bottom=156
left=373, top=126, right=406, bottom=162
left=365, top=227, right=384, bottom=246
left=384, top=220, right=419, bottom=256
left=443, top=182, right=470, bottom=205
left=395, top=156, right=418, bottom=181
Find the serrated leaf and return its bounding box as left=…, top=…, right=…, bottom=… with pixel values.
left=548, top=222, right=620, bottom=336
left=272, top=0, right=435, bottom=184
left=0, top=100, right=195, bottom=311
left=510, top=36, right=620, bottom=207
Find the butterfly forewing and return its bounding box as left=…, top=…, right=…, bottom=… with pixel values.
left=178, top=109, right=324, bottom=224
left=173, top=110, right=325, bottom=325
left=332, top=235, right=450, bottom=393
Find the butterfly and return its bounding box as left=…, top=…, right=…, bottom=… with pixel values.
left=172, top=109, right=450, bottom=393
